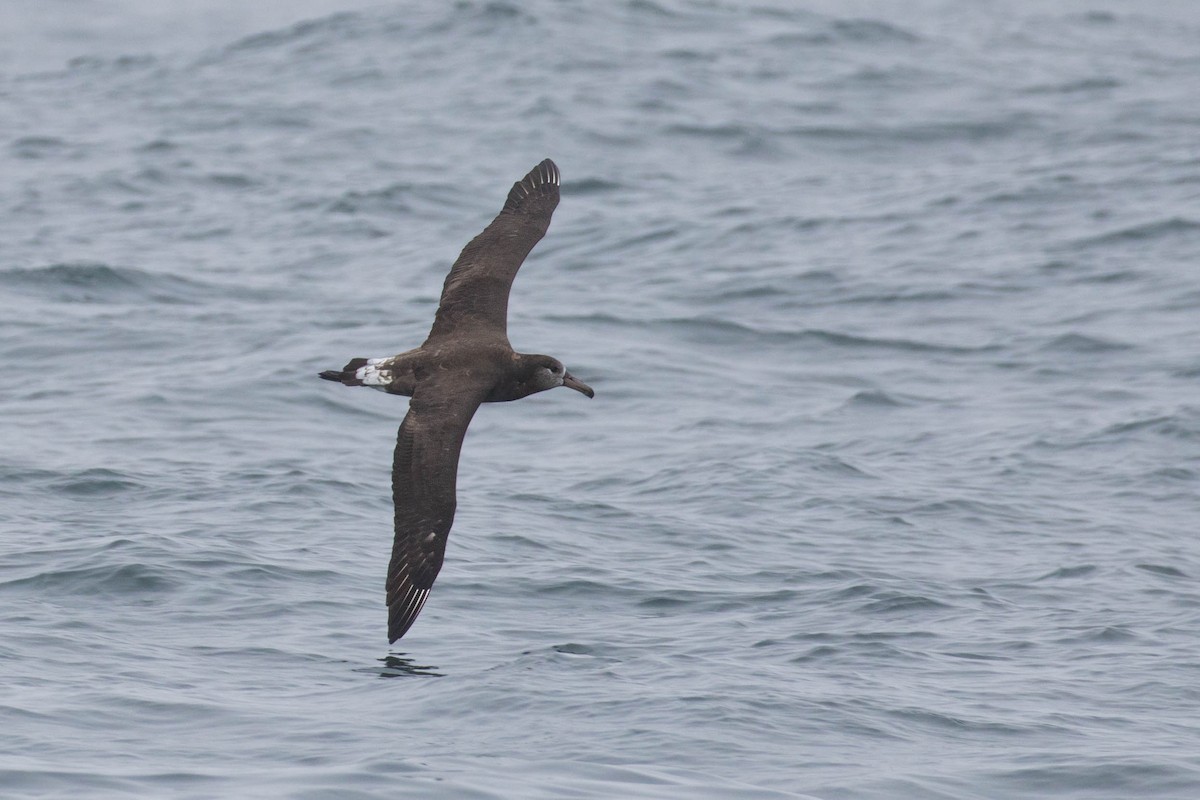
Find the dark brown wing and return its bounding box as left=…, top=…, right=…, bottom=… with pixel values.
left=386, top=375, right=492, bottom=642
left=423, top=159, right=560, bottom=344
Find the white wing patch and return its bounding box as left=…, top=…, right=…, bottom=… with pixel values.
left=355, top=358, right=393, bottom=391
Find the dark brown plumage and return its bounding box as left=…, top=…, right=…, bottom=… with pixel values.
left=319, top=159, right=593, bottom=643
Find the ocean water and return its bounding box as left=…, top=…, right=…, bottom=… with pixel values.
left=2, top=1, right=1200, bottom=797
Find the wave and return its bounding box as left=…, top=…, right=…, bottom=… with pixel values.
left=0, top=262, right=243, bottom=305
left=668, top=317, right=997, bottom=353
left=0, top=562, right=179, bottom=597
left=1069, top=217, right=1200, bottom=248
left=1036, top=333, right=1134, bottom=354
left=221, top=11, right=368, bottom=55
left=662, top=114, right=1035, bottom=151
left=216, top=2, right=537, bottom=63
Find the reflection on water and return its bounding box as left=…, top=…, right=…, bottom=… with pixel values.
left=376, top=653, right=444, bottom=679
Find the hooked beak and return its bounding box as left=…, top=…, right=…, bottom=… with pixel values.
left=562, top=372, right=594, bottom=398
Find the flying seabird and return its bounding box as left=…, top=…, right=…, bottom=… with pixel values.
left=319, top=159, right=593, bottom=643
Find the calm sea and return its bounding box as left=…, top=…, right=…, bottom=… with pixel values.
left=2, top=1, right=1199, bottom=797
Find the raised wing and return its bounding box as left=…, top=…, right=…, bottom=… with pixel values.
left=386, top=376, right=492, bottom=642
left=424, top=159, right=560, bottom=344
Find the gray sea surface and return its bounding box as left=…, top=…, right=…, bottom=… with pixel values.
left=2, top=1, right=1199, bottom=798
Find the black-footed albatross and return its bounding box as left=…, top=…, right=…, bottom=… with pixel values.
left=319, top=159, right=593, bottom=643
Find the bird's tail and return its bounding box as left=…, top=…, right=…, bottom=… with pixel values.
left=318, top=357, right=374, bottom=387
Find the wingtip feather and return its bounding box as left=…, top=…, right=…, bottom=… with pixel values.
left=387, top=586, right=431, bottom=642
left=503, top=158, right=560, bottom=213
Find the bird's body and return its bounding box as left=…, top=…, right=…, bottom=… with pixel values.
left=319, top=159, right=593, bottom=643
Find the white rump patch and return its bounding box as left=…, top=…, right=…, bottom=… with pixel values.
left=354, top=358, right=393, bottom=391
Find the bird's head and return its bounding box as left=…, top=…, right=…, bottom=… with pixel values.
left=523, top=354, right=594, bottom=398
